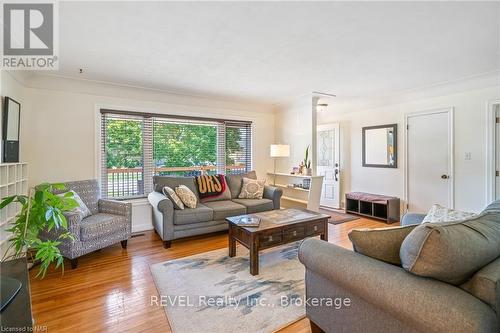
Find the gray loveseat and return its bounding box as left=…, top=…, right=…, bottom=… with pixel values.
left=299, top=201, right=500, bottom=333
left=148, top=171, right=282, bottom=248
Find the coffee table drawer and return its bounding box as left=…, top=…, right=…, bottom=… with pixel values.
left=306, top=220, right=325, bottom=235
left=259, top=230, right=282, bottom=248
left=283, top=225, right=306, bottom=242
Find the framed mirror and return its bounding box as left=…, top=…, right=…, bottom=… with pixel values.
left=362, top=124, right=397, bottom=168
left=2, top=97, right=21, bottom=163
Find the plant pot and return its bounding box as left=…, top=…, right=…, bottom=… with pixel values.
left=306, top=168, right=312, bottom=176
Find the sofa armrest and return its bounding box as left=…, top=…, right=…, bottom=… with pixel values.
left=299, top=238, right=498, bottom=333
left=401, top=212, right=426, bottom=226
left=98, top=199, right=132, bottom=218
left=63, top=211, right=82, bottom=236
left=263, top=185, right=283, bottom=209
left=40, top=211, right=82, bottom=244
left=148, top=191, right=174, bottom=240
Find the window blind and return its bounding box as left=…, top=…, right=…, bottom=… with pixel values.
left=225, top=121, right=252, bottom=174
left=101, top=113, right=145, bottom=198
left=153, top=118, right=218, bottom=177
left=100, top=110, right=252, bottom=199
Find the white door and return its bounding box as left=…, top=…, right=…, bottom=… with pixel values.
left=407, top=110, right=453, bottom=213
left=317, top=123, right=340, bottom=208
left=496, top=105, right=500, bottom=200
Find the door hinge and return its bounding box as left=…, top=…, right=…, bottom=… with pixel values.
left=496, top=170, right=499, bottom=177
left=406, top=124, right=409, bottom=130
left=496, top=117, right=500, bottom=124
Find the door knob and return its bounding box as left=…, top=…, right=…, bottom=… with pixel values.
left=441, top=175, right=449, bottom=179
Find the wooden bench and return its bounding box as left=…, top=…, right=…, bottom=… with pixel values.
left=345, top=192, right=400, bottom=223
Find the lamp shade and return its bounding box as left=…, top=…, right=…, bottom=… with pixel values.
left=270, top=144, right=290, bottom=157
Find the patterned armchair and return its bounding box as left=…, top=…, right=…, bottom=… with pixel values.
left=42, top=179, right=132, bottom=269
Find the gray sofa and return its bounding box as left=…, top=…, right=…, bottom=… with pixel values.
left=299, top=201, right=500, bottom=333
left=148, top=171, right=282, bottom=248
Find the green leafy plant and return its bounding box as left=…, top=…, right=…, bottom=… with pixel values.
left=304, top=145, right=311, bottom=169
left=0, top=183, right=78, bottom=278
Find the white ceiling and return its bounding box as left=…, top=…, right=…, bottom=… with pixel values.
left=36, top=1, right=500, bottom=104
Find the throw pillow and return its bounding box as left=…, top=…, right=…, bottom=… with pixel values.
left=195, top=174, right=231, bottom=202
left=348, top=225, right=418, bottom=265
left=400, top=211, right=500, bottom=285
left=422, top=204, right=476, bottom=223
left=238, top=178, right=265, bottom=199
left=175, top=185, right=198, bottom=209
left=58, top=190, right=91, bottom=219
left=226, top=171, right=257, bottom=199
left=162, top=186, right=184, bottom=210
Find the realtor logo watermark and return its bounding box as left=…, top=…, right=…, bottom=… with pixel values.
left=1, top=1, right=59, bottom=70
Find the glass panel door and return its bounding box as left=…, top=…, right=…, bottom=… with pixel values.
left=317, top=123, right=340, bottom=208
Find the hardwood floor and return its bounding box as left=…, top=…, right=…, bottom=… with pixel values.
left=29, top=216, right=391, bottom=333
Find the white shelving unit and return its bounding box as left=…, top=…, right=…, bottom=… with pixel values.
left=267, top=172, right=324, bottom=211
left=0, top=163, right=28, bottom=256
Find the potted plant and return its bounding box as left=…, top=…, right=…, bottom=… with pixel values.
left=303, top=145, right=312, bottom=175
left=0, top=183, right=78, bottom=277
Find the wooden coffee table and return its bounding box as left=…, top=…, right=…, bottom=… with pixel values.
left=226, top=208, right=330, bottom=275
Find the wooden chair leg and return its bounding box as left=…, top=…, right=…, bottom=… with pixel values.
left=70, top=258, right=78, bottom=269
left=120, top=240, right=128, bottom=249
left=310, top=320, right=325, bottom=333
left=163, top=240, right=171, bottom=249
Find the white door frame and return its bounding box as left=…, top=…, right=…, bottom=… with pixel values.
left=486, top=100, right=500, bottom=203
left=404, top=107, right=455, bottom=212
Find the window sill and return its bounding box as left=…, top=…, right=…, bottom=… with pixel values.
left=108, top=196, right=149, bottom=204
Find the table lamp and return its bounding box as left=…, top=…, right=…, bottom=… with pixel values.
left=270, top=144, right=290, bottom=185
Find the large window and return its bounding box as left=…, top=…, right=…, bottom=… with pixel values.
left=100, top=110, right=252, bottom=199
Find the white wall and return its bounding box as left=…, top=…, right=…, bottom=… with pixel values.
left=1, top=72, right=27, bottom=160
left=20, top=75, right=276, bottom=186
left=4, top=73, right=276, bottom=231
left=274, top=96, right=314, bottom=174
left=317, top=85, right=500, bottom=213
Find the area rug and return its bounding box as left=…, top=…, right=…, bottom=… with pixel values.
left=150, top=242, right=305, bottom=333
left=328, top=210, right=359, bottom=225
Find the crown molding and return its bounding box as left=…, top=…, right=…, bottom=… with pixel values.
left=14, top=72, right=277, bottom=113
left=277, top=70, right=500, bottom=113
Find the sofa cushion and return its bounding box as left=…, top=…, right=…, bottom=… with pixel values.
left=175, top=185, right=198, bottom=209
left=65, top=179, right=100, bottom=214
left=162, top=186, right=184, bottom=210
left=203, top=200, right=246, bottom=220
left=232, top=198, right=273, bottom=214
left=348, top=225, right=418, bottom=265
left=422, top=204, right=476, bottom=223
left=80, top=213, right=128, bottom=242
left=238, top=178, right=266, bottom=199
left=400, top=211, right=500, bottom=285
left=173, top=204, right=213, bottom=225
left=58, top=190, right=92, bottom=219
left=225, top=171, right=257, bottom=199
left=196, top=175, right=232, bottom=203
left=401, top=213, right=426, bottom=226
left=153, top=176, right=198, bottom=198
left=460, top=256, right=500, bottom=311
